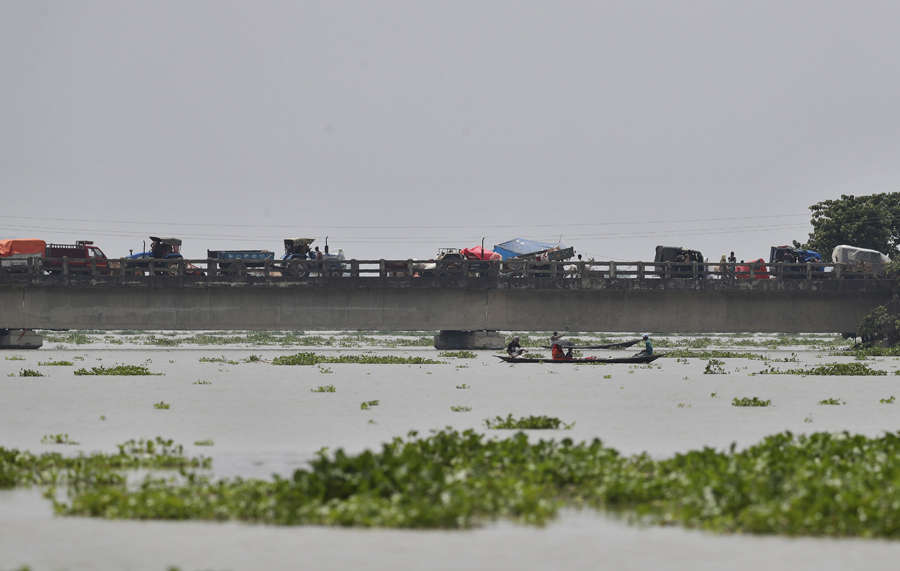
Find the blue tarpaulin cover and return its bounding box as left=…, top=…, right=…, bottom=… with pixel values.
left=493, top=238, right=556, bottom=260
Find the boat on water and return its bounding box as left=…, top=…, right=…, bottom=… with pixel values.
left=539, top=339, right=640, bottom=350
left=497, top=354, right=660, bottom=364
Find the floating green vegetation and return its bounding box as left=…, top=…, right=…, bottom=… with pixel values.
left=141, top=331, right=437, bottom=348
left=5, top=431, right=900, bottom=535
left=758, top=363, right=887, bottom=376
left=818, top=398, right=845, bottom=406
left=703, top=359, right=727, bottom=375
left=438, top=351, right=477, bottom=359
left=450, top=405, right=472, bottom=412
left=244, top=354, right=263, bottom=362
left=455, top=384, right=470, bottom=390
left=193, top=440, right=214, bottom=447
left=272, top=353, right=444, bottom=366
left=880, top=395, right=896, bottom=404
left=360, top=400, right=380, bottom=410
left=41, top=433, right=79, bottom=445
left=0, top=437, right=209, bottom=490
left=38, top=360, right=73, bottom=366
left=710, top=392, right=718, bottom=398
left=18, top=368, right=43, bottom=377
left=732, top=397, right=771, bottom=407
left=837, top=346, right=900, bottom=358
left=44, top=332, right=95, bottom=345
left=199, top=356, right=239, bottom=365
left=664, top=350, right=768, bottom=360
left=484, top=414, right=573, bottom=430
left=74, top=365, right=158, bottom=376
left=317, top=366, right=333, bottom=374
left=603, top=374, right=612, bottom=379
left=311, top=385, right=336, bottom=393
left=153, top=401, right=171, bottom=410
left=193, top=379, right=212, bottom=385
left=4, top=355, right=25, bottom=361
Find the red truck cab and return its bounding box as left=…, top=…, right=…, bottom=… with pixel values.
left=44, top=241, right=108, bottom=271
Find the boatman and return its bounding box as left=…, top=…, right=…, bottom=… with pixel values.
left=637, top=334, right=653, bottom=357
left=506, top=336, right=524, bottom=358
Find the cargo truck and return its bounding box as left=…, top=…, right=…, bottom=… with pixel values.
left=0, top=239, right=45, bottom=271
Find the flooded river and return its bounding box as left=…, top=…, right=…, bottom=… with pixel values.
left=2, top=332, right=899, bottom=570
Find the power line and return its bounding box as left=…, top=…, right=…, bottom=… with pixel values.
left=0, top=212, right=813, bottom=230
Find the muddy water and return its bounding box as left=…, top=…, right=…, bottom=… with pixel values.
left=2, top=335, right=900, bottom=570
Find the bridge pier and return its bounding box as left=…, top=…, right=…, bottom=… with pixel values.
left=0, top=329, right=43, bottom=350
left=434, top=330, right=505, bottom=350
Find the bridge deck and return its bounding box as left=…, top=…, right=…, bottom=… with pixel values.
left=0, top=259, right=893, bottom=333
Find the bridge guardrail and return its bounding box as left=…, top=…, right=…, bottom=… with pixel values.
left=0, top=257, right=888, bottom=287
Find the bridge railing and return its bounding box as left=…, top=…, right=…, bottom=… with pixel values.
left=0, top=256, right=888, bottom=286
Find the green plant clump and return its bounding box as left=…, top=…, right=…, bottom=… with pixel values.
left=484, top=414, right=573, bottom=430
left=450, top=405, right=472, bottom=412
left=0, top=437, right=209, bottom=490
left=438, top=351, right=477, bottom=359
left=880, top=395, right=896, bottom=404
left=703, top=359, right=727, bottom=375
left=199, top=356, right=239, bottom=365
left=360, top=400, right=380, bottom=410
left=18, top=430, right=900, bottom=537
left=41, top=433, right=79, bottom=445
left=273, top=353, right=443, bottom=366
left=193, top=440, right=214, bottom=447
left=819, top=398, right=845, bottom=406
left=732, top=397, right=771, bottom=407
left=455, top=384, right=470, bottom=390
left=38, top=360, right=74, bottom=366
left=758, top=363, right=887, bottom=376
left=153, top=401, right=171, bottom=410
left=74, top=365, right=157, bottom=376
left=5, top=355, right=25, bottom=361
left=18, top=368, right=43, bottom=377
left=311, top=385, right=336, bottom=393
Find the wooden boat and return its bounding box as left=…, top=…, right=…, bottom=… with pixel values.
left=540, top=339, right=640, bottom=350
left=497, top=354, right=660, bottom=364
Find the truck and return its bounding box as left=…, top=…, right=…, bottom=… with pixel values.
left=207, top=249, right=275, bottom=274
left=0, top=239, right=45, bottom=271
left=43, top=241, right=108, bottom=272
left=654, top=246, right=705, bottom=278
left=769, top=246, right=823, bottom=278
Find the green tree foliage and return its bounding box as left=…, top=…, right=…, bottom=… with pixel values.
left=857, top=298, right=900, bottom=347
left=799, top=193, right=900, bottom=260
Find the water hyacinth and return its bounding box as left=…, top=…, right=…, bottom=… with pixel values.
left=74, top=365, right=158, bottom=376
left=273, top=352, right=443, bottom=366
left=1, top=430, right=896, bottom=537
left=758, top=363, right=887, bottom=376
left=484, top=414, right=573, bottom=430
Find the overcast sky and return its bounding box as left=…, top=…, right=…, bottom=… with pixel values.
left=3, top=1, right=900, bottom=261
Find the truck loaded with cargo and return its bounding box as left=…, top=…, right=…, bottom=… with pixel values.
left=0, top=239, right=107, bottom=273
left=0, top=239, right=45, bottom=271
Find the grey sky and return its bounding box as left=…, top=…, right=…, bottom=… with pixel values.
left=3, top=1, right=900, bottom=261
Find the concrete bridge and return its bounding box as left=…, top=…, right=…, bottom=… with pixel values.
left=0, top=258, right=893, bottom=348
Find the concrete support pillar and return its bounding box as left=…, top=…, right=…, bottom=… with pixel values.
left=0, top=329, right=43, bottom=349
left=434, top=330, right=505, bottom=350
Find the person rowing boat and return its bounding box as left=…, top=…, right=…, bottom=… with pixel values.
left=506, top=336, right=525, bottom=358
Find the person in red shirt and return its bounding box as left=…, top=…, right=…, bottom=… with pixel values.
left=551, top=343, right=566, bottom=360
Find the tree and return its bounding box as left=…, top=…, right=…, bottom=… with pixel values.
left=799, top=193, right=900, bottom=260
